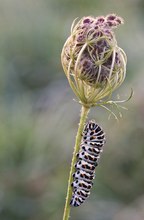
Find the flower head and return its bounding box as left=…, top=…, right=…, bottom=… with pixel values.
left=61, top=14, right=127, bottom=107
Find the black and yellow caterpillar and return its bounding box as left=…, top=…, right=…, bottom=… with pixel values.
left=70, top=120, right=106, bottom=207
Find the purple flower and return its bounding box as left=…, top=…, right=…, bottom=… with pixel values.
left=61, top=13, right=126, bottom=93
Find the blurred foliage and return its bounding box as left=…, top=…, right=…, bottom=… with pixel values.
left=0, top=0, right=143, bottom=220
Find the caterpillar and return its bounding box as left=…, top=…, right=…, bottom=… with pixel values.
left=70, top=120, right=106, bottom=207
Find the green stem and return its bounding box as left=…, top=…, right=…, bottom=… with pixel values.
left=63, top=106, right=90, bottom=220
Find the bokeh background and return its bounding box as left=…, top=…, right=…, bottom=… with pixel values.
left=0, top=0, right=144, bottom=220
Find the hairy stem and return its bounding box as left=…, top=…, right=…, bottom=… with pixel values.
left=62, top=106, right=90, bottom=220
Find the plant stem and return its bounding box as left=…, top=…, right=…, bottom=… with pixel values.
left=63, top=105, right=90, bottom=220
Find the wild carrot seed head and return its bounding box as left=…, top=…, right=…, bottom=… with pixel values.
left=61, top=14, right=127, bottom=106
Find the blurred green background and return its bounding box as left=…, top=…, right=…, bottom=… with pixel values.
left=0, top=0, right=143, bottom=220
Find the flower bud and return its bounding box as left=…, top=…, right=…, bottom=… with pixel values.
left=61, top=14, right=127, bottom=107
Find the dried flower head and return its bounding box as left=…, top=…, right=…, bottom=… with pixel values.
left=61, top=14, right=127, bottom=107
